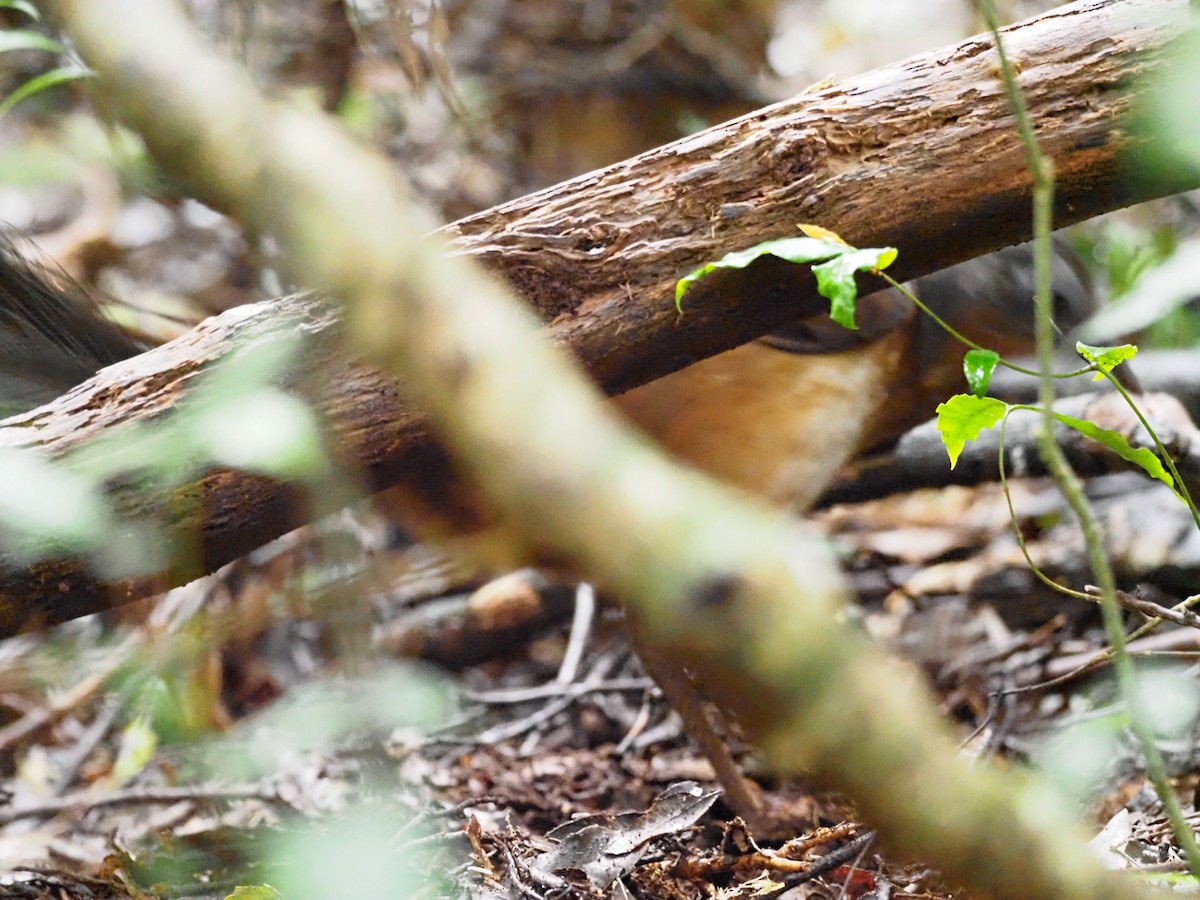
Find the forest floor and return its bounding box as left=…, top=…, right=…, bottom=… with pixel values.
left=2, top=468, right=1195, bottom=899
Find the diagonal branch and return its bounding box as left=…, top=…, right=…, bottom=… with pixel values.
left=38, top=0, right=1175, bottom=897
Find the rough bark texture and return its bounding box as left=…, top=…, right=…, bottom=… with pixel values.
left=448, top=0, right=1191, bottom=395
left=0, top=0, right=1193, bottom=633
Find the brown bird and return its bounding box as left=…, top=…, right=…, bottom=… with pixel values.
left=0, top=239, right=144, bottom=419
left=614, top=239, right=1094, bottom=511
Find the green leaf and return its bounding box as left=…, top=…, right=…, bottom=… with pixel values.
left=935, top=394, right=1008, bottom=469
left=112, top=716, right=158, bottom=785
left=1139, top=27, right=1200, bottom=184
left=674, top=237, right=897, bottom=328
left=0, top=65, right=89, bottom=118
left=0, top=446, right=109, bottom=559
left=1076, top=341, right=1138, bottom=382
left=963, top=349, right=1000, bottom=397
left=67, top=418, right=201, bottom=487
left=225, top=887, right=283, bottom=900
left=676, top=237, right=840, bottom=310
left=0, top=29, right=63, bottom=53
left=0, top=1, right=40, bottom=20
left=1046, top=410, right=1175, bottom=491
left=811, top=246, right=898, bottom=329
left=193, top=388, right=328, bottom=482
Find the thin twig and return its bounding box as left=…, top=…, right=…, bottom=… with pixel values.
left=461, top=677, right=654, bottom=705
left=781, top=831, right=877, bottom=887
left=556, top=582, right=595, bottom=685
left=1086, top=586, right=1200, bottom=631
left=977, top=0, right=1200, bottom=874
left=0, top=634, right=140, bottom=753
left=0, top=783, right=284, bottom=827
left=48, top=693, right=123, bottom=797
left=471, top=655, right=620, bottom=745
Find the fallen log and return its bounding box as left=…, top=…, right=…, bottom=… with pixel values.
left=1, top=0, right=1192, bottom=632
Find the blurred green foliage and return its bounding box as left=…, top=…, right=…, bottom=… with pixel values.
left=0, top=1, right=90, bottom=119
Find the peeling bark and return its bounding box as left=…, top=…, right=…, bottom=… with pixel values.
left=447, top=0, right=1191, bottom=393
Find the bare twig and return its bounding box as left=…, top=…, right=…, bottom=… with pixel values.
left=556, top=583, right=595, bottom=685
left=977, top=0, right=1200, bottom=872
left=0, top=783, right=284, bottom=827
left=0, top=635, right=140, bottom=753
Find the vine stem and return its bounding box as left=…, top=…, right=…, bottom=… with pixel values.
left=878, top=271, right=1090, bottom=380
left=977, top=0, right=1200, bottom=875
left=1099, top=370, right=1200, bottom=534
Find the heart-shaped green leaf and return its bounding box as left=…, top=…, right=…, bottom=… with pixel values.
left=963, top=349, right=1000, bottom=397
left=675, top=237, right=897, bottom=330
left=1076, top=342, right=1138, bottom=382
left=936, top=394, right=1008, bottom=469
left=1046, top=410, right=1175, bottom=492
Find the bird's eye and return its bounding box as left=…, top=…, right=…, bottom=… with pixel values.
left=1052, top=290, right=1073, bottom=323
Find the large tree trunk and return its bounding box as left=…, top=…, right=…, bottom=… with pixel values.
left=0, top=0, right=1191, bottom=633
